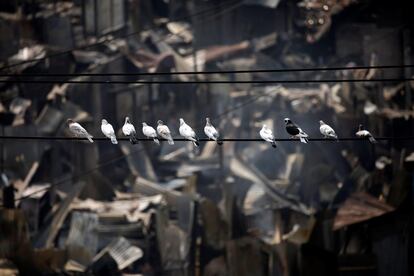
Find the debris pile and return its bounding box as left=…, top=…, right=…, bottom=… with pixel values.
left=0, top=0, right=413, bottom=275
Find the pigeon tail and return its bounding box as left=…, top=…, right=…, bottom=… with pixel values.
left=153, top=138, right=160, bottom=145
left=329, top=134, right=338, bottom=141
left=299, top=136, right=308, bottom=144
left=368, top=136, right=377, bottom=144
left=110, top=136, right=118, bottom=144
left=271, top=140, right=277, bottom=148
left=192, top=141, right=200, bottom=147
left=87, top=135, right=94, bottom=143
left=167, top=138, right=174, bottom=145
left=217, top=139, right=223, bottom=146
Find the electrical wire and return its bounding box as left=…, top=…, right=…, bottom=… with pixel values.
left=2, top=133, right=411, bottom=206
left=2, top=63, right=414, bottom=78
left=0, top=136, right=412, bottom=141
left=0, top=0, right=240, bottom=72
left=2, top=84, right=410, bottom=205
left=1, top=82, right=266, bottom=205
left=0, top=78, right=413, bottom=84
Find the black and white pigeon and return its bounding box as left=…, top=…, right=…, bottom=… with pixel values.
left=356, top=124, right=377, bottom=143
left=260, top=124, right=277, bottom=148
left=284, top=118, right=309, bottom=144
left=142, top=122, right=159, bottom=145
left=122, top=117, right=138, bottom=144
left=179, top=118, right=199, bottom=147
left=319, top=120, right=338, bottom=140
left=67, top=119, right=93, bottom=143
left=101, top=119, right=118, bottom=144
left=204, top=117, right=223, bottom=145
left=157, top=120, right=174, bottom=145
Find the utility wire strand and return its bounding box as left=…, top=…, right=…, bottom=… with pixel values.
left=2, top=64, right=414, bottom=77
left=0, top=136, right=413, bottom=141
left=0, top=0, right=239, bottom=72
left=4, top=134, right=412, bottom=205
left=2, top=80, right=262, bottom=205
left=1, top=78, right=413, bottom=84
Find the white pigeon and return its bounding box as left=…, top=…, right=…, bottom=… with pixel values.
left=260, top=124, right=277, bottom=148
left=101, top=119, right=118, bottom=144
left=179, top=118, right=199, bottom=147
left=356, top=124, right=377, bottom=143
left=204, top=117, right=223, bottom=145
left=142, top=122, right=159, bottom=145
left=67, top=119, right=93, bottom=143
left=319, top=120, right=338, bottom=140
left=157, top=120, right=174, bottom=145
left=122, top=117, right=138, bottom=144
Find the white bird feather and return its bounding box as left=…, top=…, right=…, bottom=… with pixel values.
left=101, top=119, right=117, bottom=144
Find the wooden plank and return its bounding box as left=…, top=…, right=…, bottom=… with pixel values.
left=14, top=161, right=39, bottom=203
left=35, top=181, right=86, bottom=248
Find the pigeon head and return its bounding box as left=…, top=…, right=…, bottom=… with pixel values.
left=179, top=118, right=185, bottom=125
left=157, top=120, right=164, bottom=125
left=66, top=119, right=74, bottom=125
left=319, top=120, right=325, bottom=125
left=284, top=118, right=291, bottom=124
left=206, top=117, right=211, bottom=125
left=142, top=122, right=148, bottom=126
left=102, top=119, right=108, bottom=124
left=125, top=117, right=130, bottom=123
left=358, top=124, right=363, bottom=131
left=262, top=124, right=267, bottom=129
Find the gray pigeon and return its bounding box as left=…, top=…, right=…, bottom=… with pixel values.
left=356, top=124, right=377, bottom=143
left=67, top=119, right=93, bottom=143
left=157, top=120, right=174, bottom=145
left=319, top=120, right=338, bottom=140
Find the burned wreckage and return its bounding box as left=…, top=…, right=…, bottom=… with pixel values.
left=0, top=0, right=413, bottom=275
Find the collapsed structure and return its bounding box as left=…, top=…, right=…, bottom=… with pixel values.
left=0, top=0, right=413, bottom=275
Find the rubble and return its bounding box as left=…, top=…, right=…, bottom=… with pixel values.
left=0, top=0, right=413, bottom=275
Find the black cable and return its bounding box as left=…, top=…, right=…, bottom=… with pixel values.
left=1, top=76, right=261, bottom=205
left=0, top=0, right=239, bottom=72
left=0, top=78, right=413, bottom=84
left=0, top=136, right=412, bottom=141
left=3, top=133, right=411, bottom=206
left=2, top=63, right=414, bottom=77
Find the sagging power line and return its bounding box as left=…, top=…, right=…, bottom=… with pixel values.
left=1, top=63, right=413, bottom=78
left=1, top=78, right=413, bottom=85
left=0, top=136, right=412, bottom=142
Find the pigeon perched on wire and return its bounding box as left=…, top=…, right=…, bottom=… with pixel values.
left=260, top=125, right=277, bottom=148
left=101, top=119, right=118, bottom=144
left=319, top=120, right=338, bottom=140
left=204, top=117, right=223, bottom=145
left=284, top=118, right=309, bottom=143
left=179, top=118, right=199, bottom=147
left=142, top=122, right=159, bottom=145
left=67, top=119, right=93, bottom=143
left=356, top=124, right=377, bottom=143
left=157, top=120, right=174, bottom=145
left=122, top=117, right=138, bottom=144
